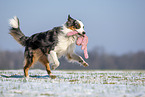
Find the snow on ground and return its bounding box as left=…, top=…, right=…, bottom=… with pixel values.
left=0, top=70, right=145, bottom=97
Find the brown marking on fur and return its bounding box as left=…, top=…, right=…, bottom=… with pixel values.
left=39, top=55, right=51, bottom=75
left=24, top=58, right=34, bottom=77
left=68, top=26, right=76, bottom=31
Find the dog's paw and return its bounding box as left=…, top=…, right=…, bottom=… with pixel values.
left=24, top=75, right=29, bottom=78
left=83, top=62, right=89, bottom=67
left=83, top=63, right=89, bottom=67
left=49, top=75, right=56, bottom=79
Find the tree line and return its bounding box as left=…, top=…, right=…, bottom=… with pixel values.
left=0, top=47, right=145, bottom=70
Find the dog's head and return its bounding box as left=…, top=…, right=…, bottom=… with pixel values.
left=64, top=15, right=86, bottom=35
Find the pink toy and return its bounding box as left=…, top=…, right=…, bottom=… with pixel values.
left=67, top=31, right=89, bottom=59
left=66, top=31, right=78, bottom=36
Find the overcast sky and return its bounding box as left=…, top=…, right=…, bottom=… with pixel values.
left=0, top=0, right=145, bottom=55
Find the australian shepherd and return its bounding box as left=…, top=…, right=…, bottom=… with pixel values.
left=9, top=15, right=88, bottom=78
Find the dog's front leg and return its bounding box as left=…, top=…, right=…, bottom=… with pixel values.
left=49, top=51, right=60, bottom=70
left=68, top=53, right=89, bottom=67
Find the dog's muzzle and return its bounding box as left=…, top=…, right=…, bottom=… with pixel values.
left=78, top=31, right=86, bottom=36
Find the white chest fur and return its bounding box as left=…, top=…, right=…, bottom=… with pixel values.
left=54, top=33, right=77, bottom=58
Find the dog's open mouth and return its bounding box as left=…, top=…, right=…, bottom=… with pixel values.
left=67, top=31, right=89, bottom=59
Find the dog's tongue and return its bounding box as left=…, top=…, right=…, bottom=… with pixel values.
left=67, top=31, right=89, bottom=59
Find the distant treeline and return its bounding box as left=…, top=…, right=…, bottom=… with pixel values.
left=0, top=47, right=145, bottom=70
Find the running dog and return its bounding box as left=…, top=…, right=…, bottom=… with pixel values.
left=9, top=15, right=89, bottom=78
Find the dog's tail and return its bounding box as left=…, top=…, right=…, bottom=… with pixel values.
left=9, top=16, right=28, bottom=46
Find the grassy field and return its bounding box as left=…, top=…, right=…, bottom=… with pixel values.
left=0, top=70, right=145, bottom=97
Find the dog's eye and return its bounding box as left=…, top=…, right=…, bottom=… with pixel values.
left=73, top=20, right=81, bottom=29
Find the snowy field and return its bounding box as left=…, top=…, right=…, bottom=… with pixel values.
left=0, top=70, right=145, bottom=97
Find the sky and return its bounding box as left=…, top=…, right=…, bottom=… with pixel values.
left=0, top=0, right=145, bottom=55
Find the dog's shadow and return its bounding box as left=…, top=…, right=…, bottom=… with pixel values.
left=1, top=74, right=50, bottom=79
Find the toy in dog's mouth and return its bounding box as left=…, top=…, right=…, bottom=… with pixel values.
left=67, top=31, right=89, bottom=59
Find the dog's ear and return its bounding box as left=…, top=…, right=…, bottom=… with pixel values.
left=68, top=14, right=73, bottom=21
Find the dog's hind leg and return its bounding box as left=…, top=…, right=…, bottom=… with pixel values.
left=23, top=48, right=34, bottom=77
left=24, top=59, right=33, bottom=77
left=39, top=55, right=51, bottom=75
left=23, top=48, right=40, bottom=77
left=39, top=55, right=56, bottom=79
